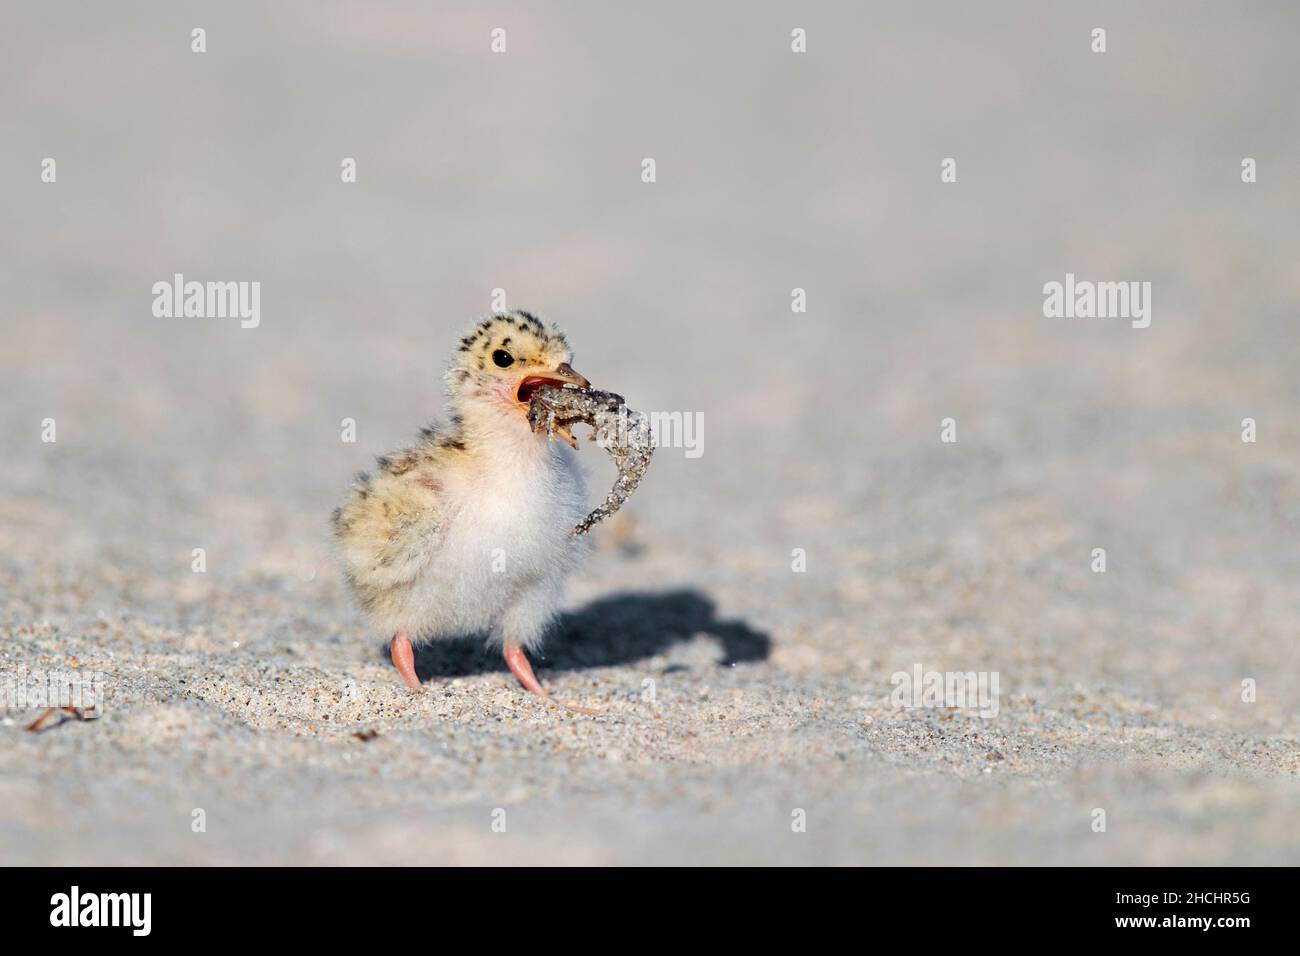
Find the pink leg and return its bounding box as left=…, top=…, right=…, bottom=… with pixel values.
left=503, top=643, right=599, bottom=714
left=390, top=632, right=423, bottom=693
left=504, top=642, right=550, bottom=698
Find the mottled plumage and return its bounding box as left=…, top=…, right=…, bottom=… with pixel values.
left=332, top=312, right=593, bottom=702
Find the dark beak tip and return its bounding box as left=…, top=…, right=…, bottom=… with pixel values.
left=557, top=362, right=591, bottom=388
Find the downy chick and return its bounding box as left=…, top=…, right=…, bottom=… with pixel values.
left=332, top=312, right=592, bottom=706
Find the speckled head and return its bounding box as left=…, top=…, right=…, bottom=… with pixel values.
left=446, top=311, right=590, bottom=420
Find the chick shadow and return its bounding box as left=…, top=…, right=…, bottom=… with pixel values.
left=384, top=589, right=772, bottom=681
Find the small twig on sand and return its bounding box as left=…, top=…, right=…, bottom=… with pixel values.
left=24, top=706, right=98, bottom=733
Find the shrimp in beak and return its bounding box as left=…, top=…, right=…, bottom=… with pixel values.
left=517, top=363, right=591, bottom=447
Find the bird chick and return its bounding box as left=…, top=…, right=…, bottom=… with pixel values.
left=332, top=311, right=593, bottom=707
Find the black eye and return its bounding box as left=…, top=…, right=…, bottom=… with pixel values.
left=491, top=349, right=514, bottom=368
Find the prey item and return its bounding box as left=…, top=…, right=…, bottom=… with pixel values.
left=526, top=384, right=655, bottom=536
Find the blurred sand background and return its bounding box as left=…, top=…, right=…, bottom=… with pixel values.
left=2, top=1, right=1298, bottom=864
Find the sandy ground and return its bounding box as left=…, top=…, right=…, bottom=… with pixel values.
left=2, top=1, right=1299, bottom=865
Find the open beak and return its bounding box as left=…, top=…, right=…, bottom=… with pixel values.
left=516, top=363, right=591, bottom=403
left=516, top=363, right=591, bottom=448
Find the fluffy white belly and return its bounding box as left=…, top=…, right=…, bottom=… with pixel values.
left=405, top=443, right=588, bottom=639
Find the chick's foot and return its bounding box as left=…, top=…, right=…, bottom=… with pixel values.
left=390, top=632, right=423, bottom=693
